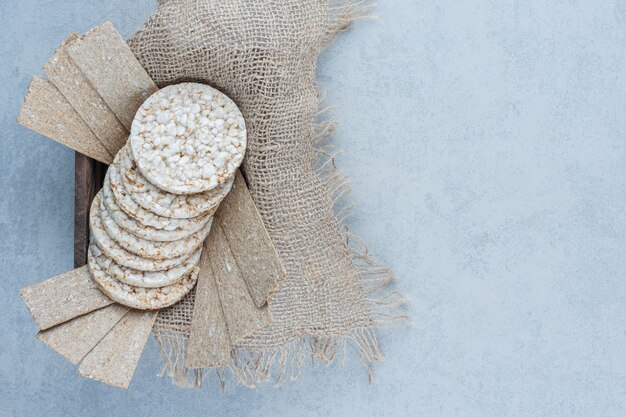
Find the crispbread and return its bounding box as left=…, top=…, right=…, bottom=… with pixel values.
left=187, top=239, right=231, bottom=368
left=90, top=192, right=191, bottom=271
left=215, top=171, right=287, bottom=307
left=78, top=309, right=157, bottom=389
left=36, top=304, right=129, bottom=365
left=119, top=144, right=232, bottom=219
left=207, top=222, right=270, bottom=343
left=99, top=194, right=211, bottom=260
left=66, top=22, right=158, bottom=131
left=43, top=34, right=129, bottom=156
left=20, top=265, right=113, bottom=331
left=90, top=251, right=199, bottom=310
left=17, top=76, right=113, bottom=164
left=89, top=243, right=201, bottom=288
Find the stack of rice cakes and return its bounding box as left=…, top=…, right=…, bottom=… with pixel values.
left=88, top=83, right=247, bottom=310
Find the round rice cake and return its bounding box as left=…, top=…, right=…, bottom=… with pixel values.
left=102, top=175, right=207, bottom=242
left=90, top=192, right=191, bottom=271
left=89, top=249, right=198, bottom=310
left=89, top=243, right=201, bottom=288
left=108, top=152, right=211, bottom=232
left=100, top=193, right=212, bottom=260
left=119, top=144, right=232, bottom=219
left=129, top=82, right=247, bottom=194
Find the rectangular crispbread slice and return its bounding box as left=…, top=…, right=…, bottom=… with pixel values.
left=44, top=34, right=129, bottom=156
left=187, top=241, right=231, bottom=368
left=37, top=304, right=129, bottom=364
left=78, top=309, right=158, bottom=389
left=207, top=222, right=270, bottom=344
left=65, top=22, right=158, bottom=130
left=20, top=265, right=114, bottom=331
left=216, top=171, right=287, bottom=307
left=17, top=76, right=113, bottom=164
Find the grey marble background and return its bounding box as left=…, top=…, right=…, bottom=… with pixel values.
left=1, top=1, right=625, bottom=416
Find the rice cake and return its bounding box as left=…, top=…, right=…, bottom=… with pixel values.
left=130, top=83, right=246, bottom=194
left=119, top=144, right=232, bottom=219
left=89, top=243, right=201, bottom=288
left=108, top=154, right=210, bottom=232
left=90, top=252, right=199, bottom=310
left=102, top=175, right=207, bottom=242
left=99, top=194, right=211, bottom=260
left=89, top=193, right=192, bottom=271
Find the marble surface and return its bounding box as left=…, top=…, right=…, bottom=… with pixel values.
left=1, top=1, right=625, bottom=416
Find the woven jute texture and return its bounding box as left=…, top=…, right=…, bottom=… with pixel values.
left=129, top=0, right=407, bottom=387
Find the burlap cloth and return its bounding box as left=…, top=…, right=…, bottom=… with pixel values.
left=129, top=0, right=406, bottom=387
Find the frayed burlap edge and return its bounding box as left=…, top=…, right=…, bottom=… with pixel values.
left=149, top=1, right=409, bottom=389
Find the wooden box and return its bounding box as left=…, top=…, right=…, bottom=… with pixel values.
left=74, top=153, right=106, bottom=268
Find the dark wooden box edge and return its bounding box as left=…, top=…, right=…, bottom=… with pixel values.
left=74, top=153, right=107, bottom=268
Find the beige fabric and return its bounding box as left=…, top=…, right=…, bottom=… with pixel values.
left=129, top=0, right=405, bottom=387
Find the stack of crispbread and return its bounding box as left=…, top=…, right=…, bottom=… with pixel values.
left=88, top=82, right=247, bottom=310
